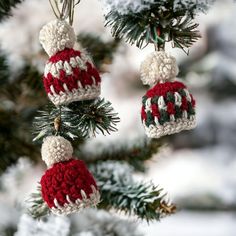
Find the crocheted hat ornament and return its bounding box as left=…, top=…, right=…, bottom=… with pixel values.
left=39, top=20, right=101, bottom=106
left=40, top=135, right=100, bottom=215
left=140, top=51, right=196, bottom=139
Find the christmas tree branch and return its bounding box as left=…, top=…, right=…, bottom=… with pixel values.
left=33, top=98, right=120, bottom=142
left=99, top=181, right=174, bottom=222
left=91, top=161, right=176, bottom=221
left=104, top=0, right=213, bottom=52
left=80, top=138, right=163, bottom=172
left=27, top=186, right=50, bottom=219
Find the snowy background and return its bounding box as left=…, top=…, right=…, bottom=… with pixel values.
left=0, top=0, right=236, bottom=235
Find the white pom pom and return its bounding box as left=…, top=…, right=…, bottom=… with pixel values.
left=41, top=136, right=73, bottom=167
left=140, top=51, right=179, bottom=86
left=39, top=20, right=76, bottom=57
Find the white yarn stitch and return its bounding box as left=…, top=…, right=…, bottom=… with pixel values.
left=44, top=51, right=93, bottom=77
left=39, top=20, right=76, bottom=57
left=44, top=55, right=88, bottom=78
left=140, top=51, right=179, bottom=86
left=174, top=92, right=182, bottom=106
left=144, top=98, right=152, bottom=112
left=48, top=84, right=101, bottom=106
left=143, top=115, right=196, bottom=139
left=158, top=96, right=167, bottom=110
left=51, top=185, right=100, bottom=216
left=41, top=136, right=73, bottom=167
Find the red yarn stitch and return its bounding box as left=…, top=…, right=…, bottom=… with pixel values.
left=181, top=97, right=188, bottom=111
left=146, top=81, right=186, bottom=98
left=40, top=159, right=98, bottom=208
left=167, top=102, right=175, bottom=115
left=43, top=48, right=101, bottom=95
left=43, top=73, right=54, bottom=94
left=44, top=64, right=100, bottom=95
left=151, top=104, right=160, bottom=118
left=49, top=48, right=81, bottom=63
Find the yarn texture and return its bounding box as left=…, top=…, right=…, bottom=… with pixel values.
left=40, top=20, right=101, bottom=106
left=43, top=48, right=101, bottom=106
left=41, top=136, right=73, bottom=167
left=40, top=159, right=100, bottom=216
left=140, top=51, right=179, bottom=86
left=39, top=20, right=76, bottom=57
left=141, top=81, right=196, bottom=138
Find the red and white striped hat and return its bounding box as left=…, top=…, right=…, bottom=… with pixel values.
left=39, top=20, right=101, bottom=106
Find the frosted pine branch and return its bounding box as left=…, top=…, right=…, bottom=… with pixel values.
left=100, top=0, right=214, bottom=15
left=90, top=161, right=176, bottom=221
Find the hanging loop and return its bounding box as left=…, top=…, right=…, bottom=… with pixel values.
left=49, top=0, right=81, bottom=25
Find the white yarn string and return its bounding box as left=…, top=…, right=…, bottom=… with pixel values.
left=49, top=0, right=81, bottom=25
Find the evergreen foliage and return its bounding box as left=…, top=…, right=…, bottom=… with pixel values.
left=92, top=161, right=176, bottom=221
left=28, top=186, right=50, bottom=219
left=105, top=0, right=213, bottom=52
left=0, top=0, right=23, bottom=21
left=0, top=61, right=45, bottom=173
left=33, top=99, right=120, bottom=142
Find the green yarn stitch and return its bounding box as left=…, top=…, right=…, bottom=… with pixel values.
left=159, top=110, right=170, bottom=125
left=188, top=102, right=196, bottom=116
left=166, top=92, right=175, bottom=103
left=175, top=106, right=183, bottom=120
left=152, top=96, right=159, bottom=104
left=145, top=111, right=155, bottom=127
left=178, top=89, right=186, bottom=97
left=142, top=96, right=148, bottom=106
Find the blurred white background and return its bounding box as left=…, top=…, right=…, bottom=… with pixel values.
left=0, top=0, right=236, bottom=235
